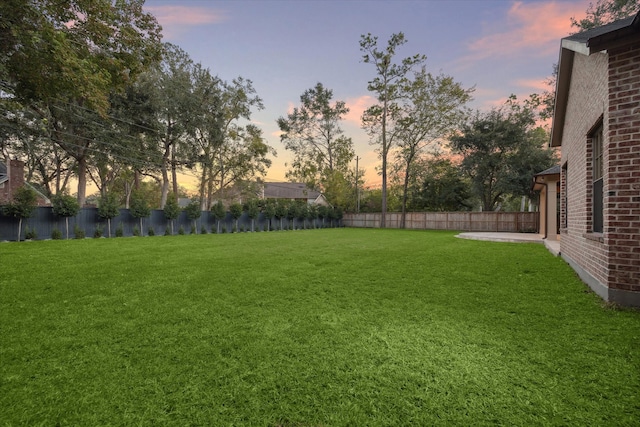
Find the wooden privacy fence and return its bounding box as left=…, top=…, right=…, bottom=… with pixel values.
left=343, top=211, right=539, bottom=232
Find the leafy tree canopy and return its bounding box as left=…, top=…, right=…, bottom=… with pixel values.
left=52, top=194, right=80, bottom=218
left=130, top=192, right=151, bottom=219
left=164, top=195, right=181, bottom=221
left=277, top=82, right=355, bottom=196
left=0, top=0, right=162, bottom=114
left=184, top=199, right=202, bottom=221
left=571, top=0, right=640, bottom=31
left=98, top=193, right=121, bottom=220
left=2, top=186, right=38, bottom=219
left=450, top=97, right=557, bottom=211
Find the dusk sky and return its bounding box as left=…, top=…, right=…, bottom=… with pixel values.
left=143, top=0, right=591, bottom=188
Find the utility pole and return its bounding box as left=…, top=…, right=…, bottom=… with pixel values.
left=355, top=156, right=360, bottom=213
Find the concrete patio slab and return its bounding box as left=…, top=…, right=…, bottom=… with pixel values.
left=456, top=232, right=560, bottom=257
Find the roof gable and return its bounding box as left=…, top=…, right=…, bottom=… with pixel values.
left=551, top=11, right=640, bottom=147
left=534, top=165, right=561, bottom=177
left=562, top=15, right=638, bottom=55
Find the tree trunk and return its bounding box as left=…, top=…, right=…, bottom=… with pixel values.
left=199, top=162, right=208, bottom=211
left=160, top=162, right=170, bottom=209
left=380, top=98, right=388, bottom=228
left=400, top=166, right=410, bottom=229
left=171, top=144, right=179, bottom=199
left=76, top=156, right=87, bottom=206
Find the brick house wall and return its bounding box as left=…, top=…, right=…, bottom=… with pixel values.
left=606, top=42, right=640, bottom=293
left=560, top=52, right=610, bottom=291
left=554, top=14, right=640, bottom=307
left=0, top=160, right=26, bottom=204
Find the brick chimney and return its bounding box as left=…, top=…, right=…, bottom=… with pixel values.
left=0, top=160, right=25, bottom=203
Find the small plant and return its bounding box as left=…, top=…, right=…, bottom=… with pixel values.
left=200, top=225, right=207, bottom=234
left=94, top=224, right=104, bottom=238
left=74, top=224, right=86, bottom=239
left=241, top=225, right=247, bottom=233
left=148, top=226, right=155, bottom=236
left=133, top=225, right=141, bottom=237
left=52, top=193, right=80, bottom=239
left=221, top=225, right=227, bottom=233
left=164, top=225, right=171, bottom=236
left=2, top=185, right=38, bottom=241
left=51, top=227, right=62, bottom=240
left=115, top=222, right=124, bottom=237
left=98, top=193, right=120, bottom=238
left=231, top=225, right=237, bottom=233
left=190, top=225, right=197, bottom=234
left=178, top=226, right=185, bottom=235
left=24, top=226, right=37, bottom=240
left=164, top=195, right=180, bottom=235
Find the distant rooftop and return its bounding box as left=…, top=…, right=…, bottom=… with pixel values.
left=263, top=182, right=321, bottom=200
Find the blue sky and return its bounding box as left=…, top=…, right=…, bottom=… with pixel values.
left=144, top=0, right=590, bottom=187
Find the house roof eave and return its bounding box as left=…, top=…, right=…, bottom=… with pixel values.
left=552, top=11, right=640, bottom=148
left=561, top=38, right=590, bottom=55
left=587, top=12, right=640, bottom=52
left=550, top=47, right=574, bottom=147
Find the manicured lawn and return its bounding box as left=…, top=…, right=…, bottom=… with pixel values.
left=1, top=229, right=639, bottom=426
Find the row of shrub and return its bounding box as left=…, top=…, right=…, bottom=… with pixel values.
left=18, top=217, right=339, bottom=241
left=1, top=187, right=344, bottom=241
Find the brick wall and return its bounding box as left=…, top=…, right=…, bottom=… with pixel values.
left=560, top=52, right=609, bottom=288
left=0, top=160, right=25, bottom=204
left=606, top=42, right=640, bottom=292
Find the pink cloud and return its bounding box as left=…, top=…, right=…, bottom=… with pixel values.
left=514, top=78, right=552, bottom=93
left=464, top=1, right=587, bottom=61
left=144, top=5, right=227, bottom=39
left=146, top=6, right=228, bottom=26
left=344, top=95, right=377, bottom=125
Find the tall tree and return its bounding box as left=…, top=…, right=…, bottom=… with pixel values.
left=189, top=65, right=224, bottom=210
left=0, top=0, right=163, bottom=206
left=210, top=78, right=273, bottom=204
left=411, top=156, right=471, bottom=212
left=393, top=68, right=473, bottom=227
left=143, top=43, right=197, bottom=208
left=360, top=32, right=426, bottom=227
left=277, top=82, right=355, bottom=200
left=450, top=98, right=557, bottom=211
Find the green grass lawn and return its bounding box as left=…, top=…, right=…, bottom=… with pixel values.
left=1, top=229, right=639, bottom=426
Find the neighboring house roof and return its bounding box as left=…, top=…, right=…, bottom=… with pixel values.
left=263, top=182, right=321, bottom=200
left=178, top=197, right=191, bottom=208
left=0, top=160, right=51, bottom=205
left=534, top=165, right=561, bottom=177
left=262, top=182, right=331, bottom=206
left=551, top=11, right=640, bottom=147
left=532, top=165, right=561, bottom=191
left=25, top=182, right=51, bottom=205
